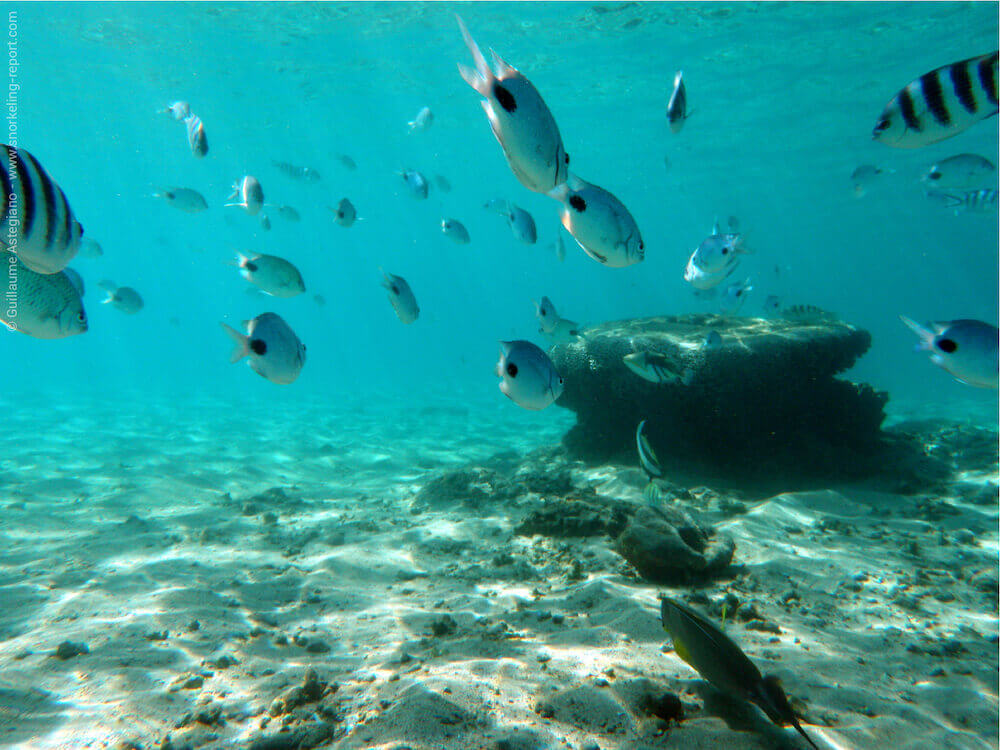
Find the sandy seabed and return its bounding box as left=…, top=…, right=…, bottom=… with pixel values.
left=0, top=391, right=997, bottom=750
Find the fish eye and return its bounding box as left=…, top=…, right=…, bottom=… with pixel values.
left=564, top=153, right=570, bottom=164
left=936, top=338, right=958, bottom=353
left=928, top=171, right=941, bottom=181
left=873, top=118, right=890, bottom=132
left=721, top=247, right=728, bottom=255
left=391, top=285, right=399, bottom=295
left=639, top=241, right=644, bottom=250
left=77, top=312, right=86, bottom=323
left=506, top=362, right=518, bottom=377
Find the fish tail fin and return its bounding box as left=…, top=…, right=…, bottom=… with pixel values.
left=220, top=322, right=249, bottom=363
left=456, top=15, right=491, bottom=95
left=899, top=315, right=935, bottom=351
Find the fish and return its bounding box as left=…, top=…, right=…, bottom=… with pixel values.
left=330, top=198, right=357, bottom=227
left=922, top=153, right=996, bottom=190
left=98, top=280, right=144, bottom=314
left=624, top=351, right=689, bottom=385
left=926, top=188, right=998, bottom=214
left=636, top=420, right=663, bottom=480
left=259, top=213, right=271, bottom=231
left=336, top=154, right=357, bottom=171
left=225, top=176, right=265, bottom=215
left=535, top=296, right=562, bottom=334
left=312, top=293, right=326, bottom=307
left=441, top=218, right=471, bottom=244
left=485, top=199, right=537, bottom=244
left=720, top=278, right=753, bottom=315
left=272, top=160, right=321, bottom=183
left=850, top=164, right=885, bottom=197
left=274, top=205, right=301, bottom=222
left=221, top=312, right=306, bottom=385
left=551, top=232, right=567, bottom=262
left=184, top=113, right=208, bottom=157
left=456, top=16, right=569, bottom=193
left=154, top=187, right=208, bottom=213
left=684, top=254, right=737, bottom=291
left=434, top=175, right=452, bottom=193
left=0, top=251, right=87, bottom=338
left=763, top=294, right=781, bottom=313
left=77, top=238, right=103, bottom=259
left=63, top=267, right=85, bottom=298
left=381, top=270, right=419, bottom=324
left=495, top=339, right=564, bottom=410
left=160, top=100, right=190, bottom=120
left=666, top=70, right=688, bottom=133
left=781, top=304, right=839, bottom=323
left=689, top=232, right=746, bottom=275
left=660, top=597, right=819, bottom=750
left=873, top=50, right=999, bottom=148
left=726, top=215, right=740, bottom=232
left=0, top=145, right=84, bottom=275
left=900, top=316, right=998, bottom=388
left=548, top=174, right=643, bottom=267
left=703, top=330, right=723, bottom=349
left=408, top=106, right=434, bottom=132
left=235, top=253, right=305, bottom=298
left=400, top=169, right=429, bottom=199
left=535, top=296, right=580, bottom=344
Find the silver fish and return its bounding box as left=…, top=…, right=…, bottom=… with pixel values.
left=922, top=153, right=996, bottom=190
left=457, top=16, right=569, bottom=194
left=259, top=213, right=271, bottom=231
left=703, top=330, right=722, bottom=349
left=408, top=106, right=434, bottom=132
left=763, top=294, right=781, bottom=313
left=720, top=278, right=753, bottom=315
left=221, top=312, right=306, bottom=385
left=236, top=253, right=305, bottom=298
left=381, top=270, right=419, bottom=324
left=636, top=420, right=663, bottom=479
left=434, top=174, right=452, bottom=193
left=330, top=198, right=357, bottom=227
left=400, top=169, right=429, bottom=199
left=77, top=238, right=103, bottom=259
left=184, top=113, right=208, bottom=157
left=549, top=174, right=643, bottom=267
left=336, top=154, right=357, bottom=171
left=850, top=164, right=884, bottom=197
left=272, top=160, right=321, bottom=183
left=666, top=70, right=688, bottom=133
left=551, top=232, right=567, bottom=262
left=98, top=280, right=144, bottom=314
left=155, top=187, right=208, bottom=213
left=535, top=296, right=579, bottom=344
left=441, top=218, right=470, bottom=244
left=275, top=205, right=301, bottom=222
left=873, top=51, right=999, bottom=148
left=0, top=145, right=83, bottom=274
left=900, top=316, right=998, bottom=388
left=226, top=176, right=264, bottom=215
left=484, top=199, right=536, bottom=244
left=690, top=232, right=746, bottom=275
left=161, top=100, right=190, bottom=120
left=495, top=339, right=563, bottom=410
left=1, top=251, right=87, bottom=338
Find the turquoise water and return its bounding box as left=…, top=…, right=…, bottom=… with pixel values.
left=1, top=3, right=999, bottom=749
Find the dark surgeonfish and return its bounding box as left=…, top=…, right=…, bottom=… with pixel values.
left=873, top=51, right=998, bottom=147
left=660, top=596, right=819, bottom=750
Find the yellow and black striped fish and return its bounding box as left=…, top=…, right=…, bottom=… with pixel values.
left=873, top=51, right=998, bottom=148
left=1, top=145, right=83, bottom=275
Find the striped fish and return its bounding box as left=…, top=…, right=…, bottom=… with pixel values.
left=184, top=113, right=208, bottom=157
left=624, top=351, right=687, bottom=385
left=927, top=188, right=998, bottom=214
left=873, top=51, right=998, bottom=148
left=636, top=420, right=663, bottom=481
left=0, top=145, right=83, bottom=275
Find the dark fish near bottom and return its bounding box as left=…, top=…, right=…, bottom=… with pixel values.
left=660, top=596, right=819, bottom=749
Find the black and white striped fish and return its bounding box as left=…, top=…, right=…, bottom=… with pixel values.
left=927, top=187, right=998, bottom=214
left=873, top=51, right=998, bottom=148
left=636, top=420, right=663, bottom=481
left=1, top=145, right=83, bottom=275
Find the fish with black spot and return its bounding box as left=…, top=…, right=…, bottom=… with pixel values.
left=900, top=316, right=998, bottom=388
left=0, top=145, right=84, bottom=274
left=549, top=174, right=643, bottom=267
left=495, top=340, right=563, bottom=410
left=226, top=176, right=264, bottom=215
left=873, top=50, right=998, bottom=148
left=456, top=16, right=569, bottom=194
left=221, top=312, right=306, bottom=385
left=330, top=197, right=357, bottom=227
left=381, top=269, right=419, bottom=324
left=399, top=169, right=429, bottom=200
left=484, top=199, right=536, bottom=244
left=235, top=253, right=305, bottom=298
left=922, top=153, right=996, bottom=190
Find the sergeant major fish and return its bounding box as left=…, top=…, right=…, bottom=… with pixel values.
left=1, top=145, right=84, bottom=274
left=873, top=50, right=999, bottom=148
left=0, top=251, right=87, bottom=339
left=900, top=315, right=998, bottom=388
left=235, top=253, right=305, bottom=298
left=666, top=70, right=689, bottom=133
left=495, top=340, right=563, bottom=410
left=221, top=312, right=306, bottom=385
left=456, top=16, right=569, bottom=194
left=184, top=113, right=208, bottom=157
left=225, top=176, right=264, bottom=215
left=926, top=188, right=998, bottom=214
left=381, top=270, right=419, bottom=324
left=548, top=174, right=643, bottom=267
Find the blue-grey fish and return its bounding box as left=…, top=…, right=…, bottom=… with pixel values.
left=336, top=154, right=357, bottom=171
left=226, top=176, right=264, bottom=215
left=660, top=597, right=819, bottom=750
left=434, top=174, right=452, bottom=193
left=457, top=16, right=569, bottom=194
left=184, top=113, right=208, bottom=157
left=259, top=213, right=271, bottom=231
left=703, top=330, right=723, bottom=349
left=272, top=160, right=321, bottom=183
left=850, top=164, right=886, bottom=197
left=549, top=174, right=643, bottom=267
left=535, top=296, right=579, bottom=344
left=1, top=251, right=87, bottom=338
left=763, top=294, right=781, bottom=313
left=330, top=197, right=357, bottom=227
left=666, top=70, right=688, bottom=133
left=275, top=205, right=300, bottom=222
left=400, top=169, right=429, bottom=199
left=381, top=270, right=419, bottom=324
left=221, top=312, right=306, bottom=385
left=155, top=187, right=208, bottom=213
left=495, top=340, right=563, bottom=410
left=98, top=280, right=144, bottom=314
left=900, top=316, right=998, bottom=388
left=408, top=106, right=434, bottom=132
left=78, top=238, right=103, bottom=259
left=236, top=253, right=305, bottom=298
left=690, top=232, right=746, bottom=275
left=160, top=100, right=190, bottom=120
left=926, top=188, right=998, bottom=214
left=720, top=278, right=753, bottom=315
left=63, top=267, right=84, bottom=298
left=485, top=199, right=537, bottom=244
left=551, top=232, right=567, bottom=262
left=636, top=420, right=663, bottom=480
left=624, top=352, right=688, bottom=385
left=873, top=51, right=999, bottom=148
left=0, top=145, right=84, bottom=274
left=441, top=218, right=470, bottom=244
left=922, top=153, right=996, bottom=190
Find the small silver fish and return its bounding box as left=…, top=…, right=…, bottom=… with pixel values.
left=703, top=330, right=722, bottom=349
left=685, top=257, right=735, bottom=292
left=900, top=316, right=998, bottom=388
left=275, top=205, right=301, bottom=222
left=184, top=113, right=208, bottom=157
left=77, top=238, right=104, bottom=259
left=549, top=174, right=643, bottom=267
left=236, top=253, right=305, bottom=298
left=922, top=153, right=996, bottom=190
left=330, top=198, right=357, bottom=227
left=259, top=213, right=271, bottom=231
left=485, top=199, right=537, bottom=244
left=221, top=312, right=306, bottom=385
left=850, top=164, right=884, bottom=197
left=408, top=106, right=434, bottom=132
left=720, top=278, right=753, bottom=315
left=1, top=252, right=87, bottom=338
left=336, top=154, right=357, bottom=171
left=535, top=296, right=579, bottom=344
left=666, top=70, right=688, bottom=133
left=226, top=176, right=264, bottom=215
left=400, top=169, right=429, bottom=199
left=381, top=270, right=419, bottom=324
left=155, top=187, right=208, bottom=213
left=441, top=218, right=470, bottom=244
left=690, top=232, right=746, bottom=275
left=272, top=160, right=321, bottom=183
left=161, top=101, right=190, bottom=120
left=551, top=232, right=567, bottom=262
left=636, top=420, right=663, bottom=480
left=434, top=174, right=452, bottom=193
left=313, top=293, right=326, bottom=307
left=98, top=280, right=144, bottom=314
left=763, top=294, right=781, bottom=313
left=495, top=340, right=563, bottom=410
